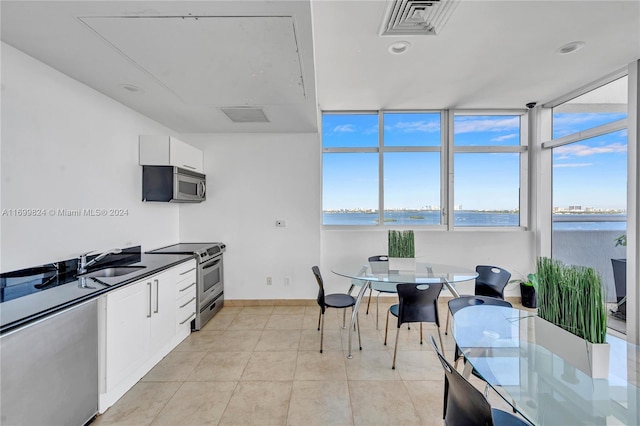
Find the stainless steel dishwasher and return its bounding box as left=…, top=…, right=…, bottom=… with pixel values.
left=1, top=299, right=98, bottom=425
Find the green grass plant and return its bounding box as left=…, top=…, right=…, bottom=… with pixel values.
left=536, top=257, right=607, bottom=344
left=388, top=230, right=415, bottom=258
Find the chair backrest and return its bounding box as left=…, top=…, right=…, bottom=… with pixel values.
left=429, top=335, right=495, bottom=426
left=311, top=266, right=326, bottom=312
left=474, top=265, right=511, bottom=299
left=368, top=255, right=389, bottom=274
left=368, top=255, right=389, bottom=262
left=395, top=283, right=443, bottom=326
left=448, top=295, right=512, bottom=317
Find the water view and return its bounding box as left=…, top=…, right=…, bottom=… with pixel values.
left=323, top=210, right=626, bottom=230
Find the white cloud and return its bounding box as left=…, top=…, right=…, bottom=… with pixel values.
left=553, top=142, right=627, bottom=158
left=332, top=124, right=355, bottom=133
left=553, top=163, right=593, bottom=168
left=455, top=116, right=520, bottom=134
left=491, top=133, right=518, bottom=142
left=388, top=120, right=440, bottom=133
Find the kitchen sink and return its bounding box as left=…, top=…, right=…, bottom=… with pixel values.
left=77, top=266, right=146, bottom=278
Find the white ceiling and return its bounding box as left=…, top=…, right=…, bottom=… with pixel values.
left=2, top=1, right=639, bottom=134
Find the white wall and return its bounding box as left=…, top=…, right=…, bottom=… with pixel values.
left=178, top=133, right=321, bottom=300
left=1, top=43, right=179, bottom=271
left=178, top=131, right=535, bottom=300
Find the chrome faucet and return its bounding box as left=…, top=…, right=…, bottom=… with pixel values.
left=77, top=248, right=123, bottom=274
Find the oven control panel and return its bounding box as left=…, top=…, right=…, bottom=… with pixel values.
left=198, top=244, right=225, bottom=263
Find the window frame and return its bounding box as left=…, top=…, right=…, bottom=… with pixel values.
left=450, top=110, right=529, bottom=230
left=321, top=109, right=529, bottom=230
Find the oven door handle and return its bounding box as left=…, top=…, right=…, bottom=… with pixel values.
left=202, top=259, right=221, bottom=270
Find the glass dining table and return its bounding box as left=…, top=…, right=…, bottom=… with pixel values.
left=331, top=259, right=478, bottom=358
left=452, top=305, right=640, bottom=425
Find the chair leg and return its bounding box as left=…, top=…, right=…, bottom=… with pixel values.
left=420, top=322, right=423, bottom=344
left=320, top=312, right=325, bottom=353
left=317, top=308, right=321, bottom=331
left=437, top=325, right=444, bottom=357
left=384, top=309, right=390, bottom=345
left=375, top=292, right=380, bottom=330
left=356, top=310, right=362, bottom=350
left=443, top=378, right=449, bottom=419
left=392, top=325, right=400, bottom=369
left=365, top=287, right=373, bottom=314
left=445, top=310, right=450, bottom=335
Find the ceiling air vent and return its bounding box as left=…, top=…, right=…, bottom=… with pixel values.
left=220, top=107, right=270, bottom=123
left=380, top=0, right=460, bottom=36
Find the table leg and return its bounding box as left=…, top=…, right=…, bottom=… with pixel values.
left=348, top=280, right=370, bottom=359
left=443, top=279, right=460, bottom=298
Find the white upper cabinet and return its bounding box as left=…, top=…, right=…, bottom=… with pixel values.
left=139, top=135, right=204, bottom=173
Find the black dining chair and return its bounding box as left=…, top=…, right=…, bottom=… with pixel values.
left=312, top=266, right=361, bottom=353
left=365, top=255, right=396, bottom=329
left=445, top=265, right=512, bottom=335
left=384, top=282, right=444, bottom=369
left=429, top=335, right=530, bottom=426
left=474, top=265, right=512, bottom=299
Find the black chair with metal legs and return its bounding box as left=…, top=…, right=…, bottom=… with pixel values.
left=312, top=266, right=361, bottom=353
left=445, top=265, right=512, bottom=335
left=429, top=336, right=530, bottom=426
left=366, top=255, right=397, bottom=329
left=384, top=282, right=444, bottom=369
left=474, top=265, right=512, bottom=299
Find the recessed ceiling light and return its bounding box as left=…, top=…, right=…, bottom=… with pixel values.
left=119, top=84, right=144, bottom=94
left=557, top=41, right=585, bottom=55
left=388, top=41, right=411, bottom=55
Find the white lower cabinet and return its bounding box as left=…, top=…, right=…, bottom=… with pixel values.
left=98, top=259, right=196, bottom=412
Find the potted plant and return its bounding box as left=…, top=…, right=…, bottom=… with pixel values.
left=519, top=273, right=537, bottom=309
left=388, top=230, right=415, bottom=270
left=535, top=257, right=609, bottom=378
left=611, top=234, right=626, bottom=319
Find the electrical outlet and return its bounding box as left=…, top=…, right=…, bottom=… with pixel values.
left=267, top=276, right=273, bottom=286
left=284, top=276, right=291, bottom=286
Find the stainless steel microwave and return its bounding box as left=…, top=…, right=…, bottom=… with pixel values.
left=142, top=166, right=206, bottom=203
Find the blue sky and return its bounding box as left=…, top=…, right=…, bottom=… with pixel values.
left=323, top=112, right=628, bottom=211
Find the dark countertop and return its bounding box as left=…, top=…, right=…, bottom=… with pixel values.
left=0, top=253, right=196, bottom=335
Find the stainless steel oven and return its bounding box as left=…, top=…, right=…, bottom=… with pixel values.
left=146, top=242, right=225, bottom=330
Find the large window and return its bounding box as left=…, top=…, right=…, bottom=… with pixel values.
left=453, top=114, right=525, bottom=227
left=545, top=75, right=628, bottom=311
left=322, top=110, right=526, bottom=227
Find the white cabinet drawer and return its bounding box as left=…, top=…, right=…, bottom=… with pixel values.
left=174, top=260, right=197, bottom=278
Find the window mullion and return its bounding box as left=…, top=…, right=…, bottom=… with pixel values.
left=446, top=110, right=454, bottom=230
left=378, top=110, right=384, bottom=227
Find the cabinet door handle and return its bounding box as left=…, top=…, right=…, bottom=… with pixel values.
left=179, top=282, right=196, bottom=292
left=182, top=164, right=196, bottom=170
left=154, top=279, right=159, bottom=314
left=180, top=297, right=196, bottom=309
left=147, top=282, right=152, bottom=318
left=180, top=312, right=196, bottom=325
left=180, top=267, right=196, bottom=276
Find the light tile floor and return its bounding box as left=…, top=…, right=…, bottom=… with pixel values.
left=91, top=299, right=522, bottom=426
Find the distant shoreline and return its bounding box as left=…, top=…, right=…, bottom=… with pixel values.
left=323, top=210, right=626, bottom=215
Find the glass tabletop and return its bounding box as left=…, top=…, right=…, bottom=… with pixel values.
left=452, top=305, right=640, bottom=425
left=331, top=259, right=478, bottom=293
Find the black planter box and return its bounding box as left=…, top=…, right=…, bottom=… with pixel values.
left=520, top=283, right=537, bottom=308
